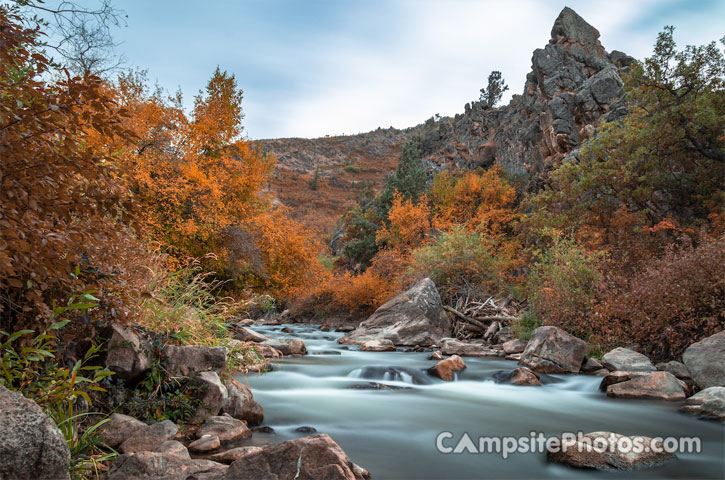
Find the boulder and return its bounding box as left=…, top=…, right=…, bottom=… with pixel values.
left=252, top=343, right=282, bottom=358
left=428, top=355, right=466, bottom=381
left=655, top=361, right=692, bottom=380
left=261, top=338, right=307, bottom=355
left=547, top=431, right=675, bottom=470
left=223, top=434, right=369, bottom=480
left=361, top=339, right=396, bottom=352
left=581, top=357, right=604, bottom=373
left=339, top=278, right=452, bottom=347
left=163, top=345, right=227, bottom=377
left=99, top=413, right=148, bottom=449
left=154, top=440, right=189, bottom=459
left=519, top=326, right=587, bottom=373
left=682, top=331, right=725, bottom=389
left=221, top=378, right=264, bottom=426
left=601, top=347, right=655, bottom=372
left=680, top=387, right=725, bottom=421
left=189, top=434, right=221, bottom=453
left=189, top=371, right=229, bottom=422
left=598, top=371, right=650, bottom=391
left=428, top=351, right=443, bottom=360
left=104, top=324, right=150, bottom=382
left=108, top=451, right=227, bottom=480
left=440, top=339, right=500, bottom=357
left=502, top=339, right=527, bottom=355
left=119, top=420, right=179, bottom=454
left=197, top=415, right=251, bottom=444
left=510, top=367, right=541, bottom=386
left=208, top=446, right=264, bottom=464
left=0, top=385, right=71, bottom=480
left=606, top=372, right=686, bottom=401
left=231, top=326, right=271, bottom=343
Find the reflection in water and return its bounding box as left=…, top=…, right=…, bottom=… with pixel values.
left=236, top=324, right=725, bottom=479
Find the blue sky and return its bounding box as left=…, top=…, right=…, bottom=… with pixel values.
left=111, top=0, right=724, bottom=139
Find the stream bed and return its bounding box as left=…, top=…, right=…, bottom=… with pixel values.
left=235, top=324, right=724, bottom=479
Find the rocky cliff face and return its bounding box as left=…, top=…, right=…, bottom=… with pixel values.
left=418, top=7, right=634, bottom=186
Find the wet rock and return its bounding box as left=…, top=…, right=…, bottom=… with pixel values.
left=655, top=361, right=692, bottom=381
left=197, top=416, right=252, bottom=444
left=252, top=343, right=283, bottom=358
left=440, top=339, right=500, bottom=357
left=108, top=451, right=227, bottom=480
left=519, top=326, right=587, bottom=374
left=261, top=338, right=307, bottom=355
left=598, top=371, right=650, bottom=391
left=340, top=278, right=452, bottom=347
left=189, top=434, right=221, bottom=453
left=313, top=350, right=343, bottom=355
left=428, top=354, right=466, bottom=381
left=335, top=324, right=357, bottom=333
left=223, top=433, right=369, bottom=479
left=510, top=367, right=541, bottom=386
left=0, top=385, right=71, bottom=480
left=231, top=326, right=271, bottom=343
left=296, top=426, right=318, bottom=433
left=606, top=372, right=686, bottom=401
left=680, top=387, right=725, bottom=421
left=602, top=347, right=655, bottom=372
left=104, top=324, right=150, bottom=382
left=547, top=431, right=675, bottom=470
left=221, top=378, right=263, bottom=426
left=361, top=339, right=396, bottom=351
left=503, top=339, right=527, bottom=355
left=163, top=345, right=227, bottom=376
left=252, top=426, right=276, bottom=434
left=99, top=413, right=148, bottom=449
left=581, top=357, right=604, bottom=374
left=120, top=420, right=179, bottom=454
left=208, top=446, right=264, bottom=464
left=347, top=382, right=414, bottom=391
left=189, top=371, right=229, bottom=421
left=429, top=351, right=443, bottom=360
left=682, top=331, right=725, bottom=389
left=349, top=366, right=433, bottom=385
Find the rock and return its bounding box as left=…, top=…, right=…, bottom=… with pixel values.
left=0, top=385, right=71, bottom=480
left=197, top=416, right=252, bottom=444
left=252, top=343, right=283, bottom=358
left=361, top=339, right=396, bottom=351
left=429, top=351, right=443, bottom=360
left=440, top=339, right=500, bottom=357
left=655, top=360, right=692, bottom=380
left=99, top=413, right=148, bottom=449
left=119, top=420, right=179, bottom=454
left=428, top=355, right=466, bottom=381
left=682, top=330, right=725, bottom=389
left=108, top=451, right=227, bottom=480
left=598, top=371, right=650, bottom=391
left=253, top=426, right=276, bottom=434
left=221, top=378, right=264, bottom=426
left=340, top=278, right=452, bottom=347
left=189, top=434, right=221, bottom=453
left=231, top=326, right=271, bottom=343
left=519, top=326, right=587, bottom=373
left=547, top=431, right=675, bottom=470
left=510, top=367, right=541, bottom=386
left=502, top=339, right=527, bottom=355
left=296, top=426, right=318, bottom=433
left=505, top=353, right=522, bottom=361
left=223, top=433, right=368, bottom=480
left=581, top=357, right=604, bottom=373
left=347, top=382, right=414, bottom=391
left=313, top=350, right=342, bottom=355
left=104, top=324, right=150, bottom=382
left=261, top=338, right=307, bottom=355
left=680, top=387, right=725, bottom=421
left=601, top=347, right=655, bottom=372
left=154, top=440, right=189, bottom=459
left=606, top=372, right=686, bottom=401
left=189, top=371, right=229, bottom=421
left=163, top=345, right=227, bottom=377
left=208, top=446, right=263, bottom=464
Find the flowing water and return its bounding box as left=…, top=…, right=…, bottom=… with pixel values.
left=235, top=324, right=725, bottom=479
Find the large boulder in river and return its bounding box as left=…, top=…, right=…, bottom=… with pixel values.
left=261, top=338, right=307, bottom=355
left=680, top=386, right=725, bottom=421
left=605, top=371, right=686, bottom=401
left=163, top=345, right=227, bottom=376
left=682, top=330, right=725, bottom=389
left=0, top=385, right=71, bottom=480
left=547, top=431, right=675, bottom=470
left=224, top=434, right=369, bottom=479
left=601, top=347, right=655, bottom=372
left=428, top=355, right=466, bottom=381
left=340, top=278, right=452, bottom=347
left=104, top=324, right=150, bottom=382
left=519, top=326, right=587, bottom=373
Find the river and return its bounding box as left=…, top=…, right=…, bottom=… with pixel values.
left=235, top=324, right=725, bottom=479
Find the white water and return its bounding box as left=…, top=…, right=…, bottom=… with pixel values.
left=235, top=324, right=725, bottom=479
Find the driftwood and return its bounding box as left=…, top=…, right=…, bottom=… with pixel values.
left=443, top=305, right=488, bottom=330
left=444, top=294, right=522, bottom=342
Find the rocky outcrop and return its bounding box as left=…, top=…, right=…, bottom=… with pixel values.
left=682, top=330, right=725, bottom=389
left=221, top=378, right=264, bottom=426
left=547, top=431, right=675, bottom=470
left=601, top=347, right=656, bottom=372
left=104, top=324, right=150, bottom=382
left=605, top=371, right=686, bottom=401
left=223, top=434, right=369, bottom=480
left=519, top=326, right=587, bottom=373
left=0, top=385, right=71, bottom=480
left=428, top=355, right=466, bottom=381
left=341, top=278, right=451, bottom=347
left=680, top=387, right=725, bottom=421
left=163, top=345, right=227, bottom=377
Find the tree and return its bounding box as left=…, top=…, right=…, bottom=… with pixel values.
left=378, top=138, right=427, bottom=215
left=479, top=71, right=509, bottom=107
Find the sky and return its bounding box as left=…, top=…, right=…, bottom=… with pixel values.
left=108, top=0, right=724, bottom=140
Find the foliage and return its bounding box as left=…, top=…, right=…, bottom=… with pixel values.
left=479, top=70, right=509, bottom=107
left=376, top=192, right=431, bottom=252
left=341, top=206, right=382, bottom=269
left=311, top=269, right=396, bottom=315
left=377, top=138, right=427, bottom=215
left=54, top=413, right=117, bottom=480
left=511, top=310, right=542, bottom=341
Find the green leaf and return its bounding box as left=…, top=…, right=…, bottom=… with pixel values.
left=48, top=319, right=70, bottom=330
